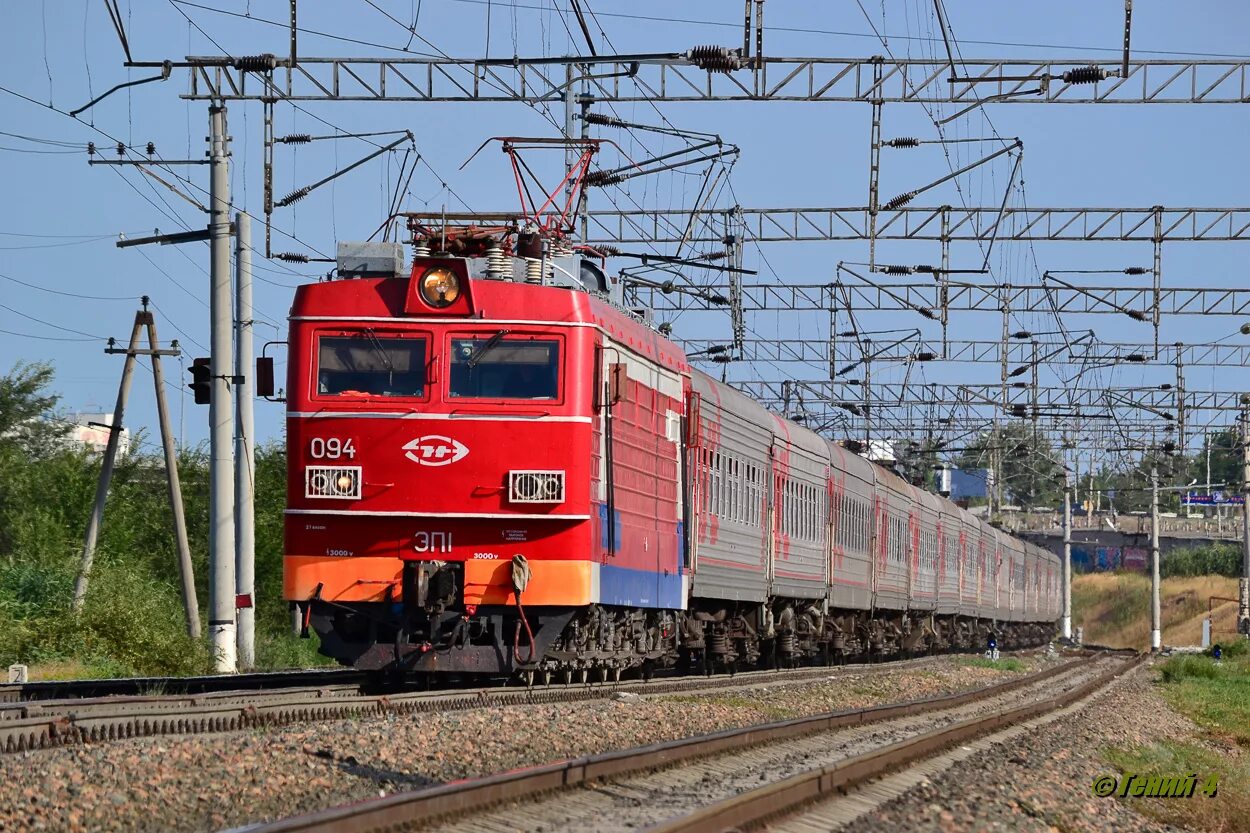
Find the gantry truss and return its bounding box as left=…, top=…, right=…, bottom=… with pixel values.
left=737, top=380, right=1246, bottom=414
left=683, top=339, right=1250, bottom=368
left=179, top=55, right=1250, bottom=105
left=632, top=282, right=1250, bottom=315
left=583, top=205, right=1250, bottom=244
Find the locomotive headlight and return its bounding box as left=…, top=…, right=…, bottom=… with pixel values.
left=420, top=267, right=461, bottom=307
left=335, top=472, right=357, bottom=493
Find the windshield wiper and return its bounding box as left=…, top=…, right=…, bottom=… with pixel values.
left=466, top=329, right=510, bottom=368
left=361, top=327, right=395, bottom=385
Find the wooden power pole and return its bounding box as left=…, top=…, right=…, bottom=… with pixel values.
left=73, top=300, right=201, bottom=638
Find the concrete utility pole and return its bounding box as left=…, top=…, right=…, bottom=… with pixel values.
left=1241, top=406, right=1250, bottom=637
left=209, top=102, right=238, bottom=673
left=1150, top=464, right=1162, bottom=652
left=1062, top=474, right=1072, bottom=640
left=235, top=211, right=256, bottom=668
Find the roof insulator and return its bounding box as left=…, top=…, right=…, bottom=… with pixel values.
left=686, top=45, right=744, bottom=73
left=278, top=134, right=312, bottom=145
left=1061, top=66, right=1109, bottom=84
left=886, top=137, right=920, bottom=148
left=275, top=252, right=310, bottom=263
left=584, top=244, right=620, bottom=257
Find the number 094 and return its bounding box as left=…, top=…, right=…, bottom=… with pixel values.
left=309, top=437, right=357, bottom=459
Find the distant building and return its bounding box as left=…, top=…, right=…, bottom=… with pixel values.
left=949, top=468, right=988, bottom=501
left=66, top=412, right=130, bottom=456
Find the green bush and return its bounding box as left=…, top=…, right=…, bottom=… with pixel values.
left=1162, top=543, right=1241, bottom=578
left=0, top=362, right=328, bottom=677
left=957, top=656, right=1024, bottom=672
left=1160, top=654, right=1224, bottom=683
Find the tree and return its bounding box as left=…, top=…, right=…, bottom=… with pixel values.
left=1190, top=428, right=1241, bottom=492
left=0, top=362, right=66, bottom=453
left=957, top=422, right=1062, bottom=510
left=892, top=438, right=942, bottom=489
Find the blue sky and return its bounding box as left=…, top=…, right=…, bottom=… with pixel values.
left=2, top=1, right=1248, bottom=453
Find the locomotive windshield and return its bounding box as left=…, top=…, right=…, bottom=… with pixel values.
left=317, top=333, right=427, bottom=397
left=449, top=335, right=559, bottom=399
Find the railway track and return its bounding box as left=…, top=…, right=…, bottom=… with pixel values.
left=0, top=667, right=368, bottom=703
left=0, top=651, right=986, bottom=754
left=232, top=651, right=1135, bottom=833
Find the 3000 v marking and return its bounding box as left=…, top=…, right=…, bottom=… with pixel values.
left=310, top=437, right=357, bottom=459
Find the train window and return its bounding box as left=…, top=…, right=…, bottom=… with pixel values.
left=317, top=333, right=427, bottom=398
left=449, top=336, right=560, bottom=400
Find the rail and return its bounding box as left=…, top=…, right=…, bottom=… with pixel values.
left=240, top=651, right=1120, bottom=833
left=646, top=653, right=1143, bottom=833
left=0, top=652, right=965, bottom=754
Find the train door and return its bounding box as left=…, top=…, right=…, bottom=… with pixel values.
left=682, top=390, right=700, bottom=574
left=767, top=442, right=780, bottom=593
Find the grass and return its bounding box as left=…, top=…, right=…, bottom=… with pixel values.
left=1105, top=642, right=1250, bottom=831
left=1072, top=573, right=1240, bottom=650
left=1104, top=740, right=1250, bottom=832
left=1158, top=646, right=1250, bottom=747
left=956, top=656, right=1024, bottom=672
left=254, top=630, right=334, bottom=671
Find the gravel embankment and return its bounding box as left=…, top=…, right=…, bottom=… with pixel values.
left=424, top=655, right=1106, bottom=833
left=837, top=659, right=1195, bottom=833
left=0, top=654, right=1057, bottom=833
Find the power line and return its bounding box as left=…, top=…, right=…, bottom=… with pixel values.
left=431, top=0, right=1250, bottom=60
left=169, top=0, right=441, bottom=57
left=0, top=328, right=98, bottom=342
left=0, top=271, right=136, bottom=301
left=0, top=301, right=106, bottom=340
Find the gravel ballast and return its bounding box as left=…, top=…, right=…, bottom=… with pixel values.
left=0, top=654, right=1057, bottom=833
left=837, top=658, right=1204, bottom=833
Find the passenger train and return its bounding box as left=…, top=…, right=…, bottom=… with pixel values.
left=283, top=229, right=1060, bottom=679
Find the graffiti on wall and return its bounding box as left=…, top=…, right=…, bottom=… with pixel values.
left=1070, top=543, right=1151, bottom=573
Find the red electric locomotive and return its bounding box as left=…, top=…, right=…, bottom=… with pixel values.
left=284, top=230, right=691, bottom=678
left=283, top=225, right=1059, bottom=680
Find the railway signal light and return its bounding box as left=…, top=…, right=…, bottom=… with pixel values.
left=188, top=358, right=211, bottom=405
